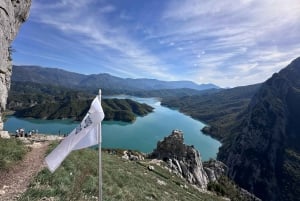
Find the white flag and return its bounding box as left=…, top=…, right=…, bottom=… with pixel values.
left=45, top=95, right=104, bottom=173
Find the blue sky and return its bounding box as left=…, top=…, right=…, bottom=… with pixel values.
left=12, top=0, right=300, bottom=87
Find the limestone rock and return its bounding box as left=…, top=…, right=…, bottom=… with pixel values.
left=121, top=150, right=144, bottom=161
left=0, top=0, right=31, bottom=131
left=203, top=160, right=227, bottom=182
left=0, top=131, right=10, bottom=139
left=150, top=130, right=209, bottom=189
left=218, top=57, right=300, bottom=201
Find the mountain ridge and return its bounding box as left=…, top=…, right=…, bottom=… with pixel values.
left=218, top=57, right=300, bottom=201
left=12, top=65, right=219, bottom=91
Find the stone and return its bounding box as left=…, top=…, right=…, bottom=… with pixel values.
left=121, top=151, right=129, bottom=160
left=0, top=131, right=10, bottom=139
left=121, top=150, right=144, bottom=161
left=129, top=155, right=139, bottom=161
left=203, top=160, right=227, bottom=182
left=157, top=179, right=166, bottom=186
left=121, top=155, right=129, bottom=160
left=150, top=129, right=209, bottom=189
left=0, top=189, right=5, bottom=195
left=0, top=0, right=31, bottom=132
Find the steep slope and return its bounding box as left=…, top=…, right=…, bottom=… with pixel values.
left=150, top=130, right=209, bottom=189
left=0, top=0, right=31, bottom=133
left=19, top=147, right=227, bottom=201
left=218, top=57, right=300, bottom=201
left=161, top=83, right=260, bottom=140
left=12, top=65, right=219, bottom=91
left=149, top=130, right=261, bottom=201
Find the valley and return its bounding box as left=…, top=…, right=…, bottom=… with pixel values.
left=6, top=59, right=300, bottom=201
left=1, top=1, right=299, bottom=200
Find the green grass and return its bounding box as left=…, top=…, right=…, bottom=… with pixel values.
left=19, top=145, right=225, bottom=201
left=0, top=138, right=28, bottom=170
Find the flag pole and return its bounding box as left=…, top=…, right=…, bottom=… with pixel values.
left=98, top=89, right=102, bottom=201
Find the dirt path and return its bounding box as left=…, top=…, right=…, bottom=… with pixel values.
left=0, top=141, right=50, bottom=201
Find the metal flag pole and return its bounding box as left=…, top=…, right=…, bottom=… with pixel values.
left=98, top=89, right=102, bottom=201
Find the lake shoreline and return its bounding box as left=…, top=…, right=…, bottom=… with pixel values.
left=4, top=96, right=221, bottom=161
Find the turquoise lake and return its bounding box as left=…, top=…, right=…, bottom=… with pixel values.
left=4, top=96, right=221, bottom=161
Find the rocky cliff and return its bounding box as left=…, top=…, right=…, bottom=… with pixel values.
left=0, top=0, right=31, bottom=132
left=149, top=130, right=262, bottom=200
left=150, top=130, right=224, bottom=189
left=218, top=57, right=300, bottom=201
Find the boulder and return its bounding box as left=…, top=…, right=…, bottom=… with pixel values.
left=148, top=165, right=154, bottom=171
left=203, top=160, right=227, bottom=182
left=0, top=131, right=10, bottom=139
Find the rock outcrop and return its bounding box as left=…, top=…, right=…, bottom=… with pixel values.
left=0, top=0, right=31, bottom=133
left=203, top=160, right=227, bottom=183
left=150, top=130, right=216, bottom=189
left=218, top=57, right=300, bottom=201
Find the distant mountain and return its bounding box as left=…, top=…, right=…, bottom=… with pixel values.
left=12, top=65, right=219, bottom=91
left=218, top=57, right=300, bottom=201
left=7, top=82, right=153, bottom=122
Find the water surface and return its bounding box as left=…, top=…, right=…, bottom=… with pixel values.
left=4, top=96, right=221, bottom=161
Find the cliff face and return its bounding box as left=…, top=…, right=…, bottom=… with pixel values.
left=0, top=0, right=31, bottom=131
left=150, top=130, right=227, bottom=189
left=218, top=57, right=300, bottom=201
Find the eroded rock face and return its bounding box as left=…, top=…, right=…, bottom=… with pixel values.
left=150, top=130, right=209, bottom=189
left=0, top=0, right=31, bottom=131
left=218, top=57, right=300, bottom=201
left=203, top=160, right=227, bottom=183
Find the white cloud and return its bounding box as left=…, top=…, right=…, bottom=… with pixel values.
left=157, top=0, right=300, bottom=86
left=25, top=0, right=300, bottom=87
left=29, top=0, right=177, bottom=81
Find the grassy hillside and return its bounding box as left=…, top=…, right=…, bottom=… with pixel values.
left=18, top=144, right=226, bottom=201
left=0, top=138, right=27, bottom=170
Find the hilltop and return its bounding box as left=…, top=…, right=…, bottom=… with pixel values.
left=12, top=65, right=219, bottom=92
left=1, top=132, right=259, bottom=201
left=7, top=83, right=153, bottom=122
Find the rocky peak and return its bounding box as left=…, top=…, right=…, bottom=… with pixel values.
left=218, top=57, right=300, bottom=201
left=0, top=0, right=31, bottom=132
left=150, top=129, right=209, bottom=189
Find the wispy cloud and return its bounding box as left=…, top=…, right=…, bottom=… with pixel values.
left=27, top=0, right=176, bottom=80
left=158, top=0, right=300, bottom=86
left=14, top=0, right=300, bottom=87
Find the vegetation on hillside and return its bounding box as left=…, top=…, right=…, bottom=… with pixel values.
left=161, top=84, right=260, bottom=140
left=281, top=149, right=300, bottom=201
left=12, top=65, right=219, bottom=91
left=7, top=82, right=153, bottom=122
left=8, top=80, right=260, bottom=139
left=0, top=138, right=27, bottom=170
left=19, top=143, right=226, bottom=201
left=102, top=98, right=153, bottom=122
